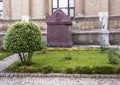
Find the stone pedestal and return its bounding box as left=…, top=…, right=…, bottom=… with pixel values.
left=101, top=29, right=110, bottom=45
left=46, top=9, right=73, bottom=47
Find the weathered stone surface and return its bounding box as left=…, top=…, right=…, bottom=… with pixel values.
left=46, top=9, right=72, bottom=47
left=3, top=0, right=120, bottom=19
left=0, top=54, right=19, bottom=72
left=0, top=77, right=119, bottom=85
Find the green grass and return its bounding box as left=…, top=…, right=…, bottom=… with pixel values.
left=0, top=50, right=13, bottom=60
left=7, top=50, right=120, bottom=73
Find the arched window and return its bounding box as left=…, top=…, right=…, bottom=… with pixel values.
left=0, top=0, right=3, bottom=19
left=52, top=0, right=74, bottom=17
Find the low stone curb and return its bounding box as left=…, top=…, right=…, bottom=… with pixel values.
left=0, top=73, right=120, bottom=79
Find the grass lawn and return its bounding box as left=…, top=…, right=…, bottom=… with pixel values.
left=0, top=50, right=13, bottom=60
left=7, top=50, right=120, bottom=73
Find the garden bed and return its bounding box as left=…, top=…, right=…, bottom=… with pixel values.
left=6, top=48, right=120, bottom=74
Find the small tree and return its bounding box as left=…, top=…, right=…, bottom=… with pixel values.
left=3, top=21, right=43, bottom=65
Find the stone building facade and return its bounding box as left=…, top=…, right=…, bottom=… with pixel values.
left=2, top=0, right=120, bottom=20
left=0, top=0, right=120, bottom=45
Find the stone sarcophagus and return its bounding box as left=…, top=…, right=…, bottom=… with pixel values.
left=46, top=9, right=73, bottom=47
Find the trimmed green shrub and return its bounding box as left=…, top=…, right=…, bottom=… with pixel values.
left=109, top=57, right=119, bottom=65
left=92, top=66, right=114, bottom=74
left=116, top=67, right=120, bottom=74
left=74, top=66, right=81, bottom=73
left=75, top=66, right=118, bottom=74
left=74, top=66, right=92, bottom=74
left=108, top=49, right=119, bottom=65
left=66, top=68, right=74, bottom=73
left=42, top=66, right=53, bottom=73
left=53, top=69, right=62, bottom=73
left=80, top=66, right=92, bottom=74
left=3, top=21, right=44, bottom=65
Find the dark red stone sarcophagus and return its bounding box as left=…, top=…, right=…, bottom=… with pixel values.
left=46, top=9, right=73, bottom=47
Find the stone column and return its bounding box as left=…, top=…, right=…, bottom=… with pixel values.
left=99, top=0, right=109, bottom=12
left=48, top=0, right=52, bottom=15
left=75, top=0, right=84, bottom=17
left=21, top=0, right=30, bottom=17
left=44, top=0, right=49, bottom=16
left=11, top=0, right=22, bottom=19
left=3, top=0, right=11, bottom=20
left=31, top=0, right=45, bottom=19
left=29, top=0, right=32, bottom=18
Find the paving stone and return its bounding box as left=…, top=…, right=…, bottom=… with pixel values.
left=0, top=77, right=120, bottom=85
left=0, top=54, right=19, bottom=72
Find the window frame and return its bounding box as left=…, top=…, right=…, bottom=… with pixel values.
left=52, top=0, right=75, bottom=18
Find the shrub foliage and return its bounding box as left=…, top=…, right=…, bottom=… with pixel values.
left=100, top=38, right=109, bottom=53
left=108, top=49, right=119, bottom=65
left=3, top=21, right=43, bottom=65
left=42, top=66, right=53, bottom=73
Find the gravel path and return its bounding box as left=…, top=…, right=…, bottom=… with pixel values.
left=0, top=54, right=19, bottom=72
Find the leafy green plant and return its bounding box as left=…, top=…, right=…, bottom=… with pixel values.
left=3, top=21, right=43, bottom=66
left=36, top=41, right=47, bottom=54
left=81, top=66, right=92, bottom=74
left=100, top=38, right=109, bottom=53
left=64, top=50, right=72, bottom=60
left=116, top=67, right=120, bottom=74
left=108, top=49, right=119, bottom=65
left=92, top=66, right=114, bottom=74
left=74, top=66, right=82, bottom=73
left=42, top=66, right=53, bottom=73
left=74, top=66, right=92, bottom=74
left=53, top=69, right=62, bottom=73
left=41, top=41, right=47, bottom=53
left=66, top=68, right=74, bottom=73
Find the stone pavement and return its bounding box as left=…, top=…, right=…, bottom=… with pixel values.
left=0, top=77, right=120, bottom=85
left=0, top=54, right=19, bottom=72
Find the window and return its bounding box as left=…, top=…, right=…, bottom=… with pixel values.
left=52, top=0, right=74, bottom=17
left=0, top=0, right=3, bottom=19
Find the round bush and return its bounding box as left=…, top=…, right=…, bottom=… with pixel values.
left=4, top=21, right=43, bottom=52
left=3, top=21, right=43, bottom=65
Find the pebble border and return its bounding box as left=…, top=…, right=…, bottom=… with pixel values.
left=0, top=73, right=120, bottom=79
